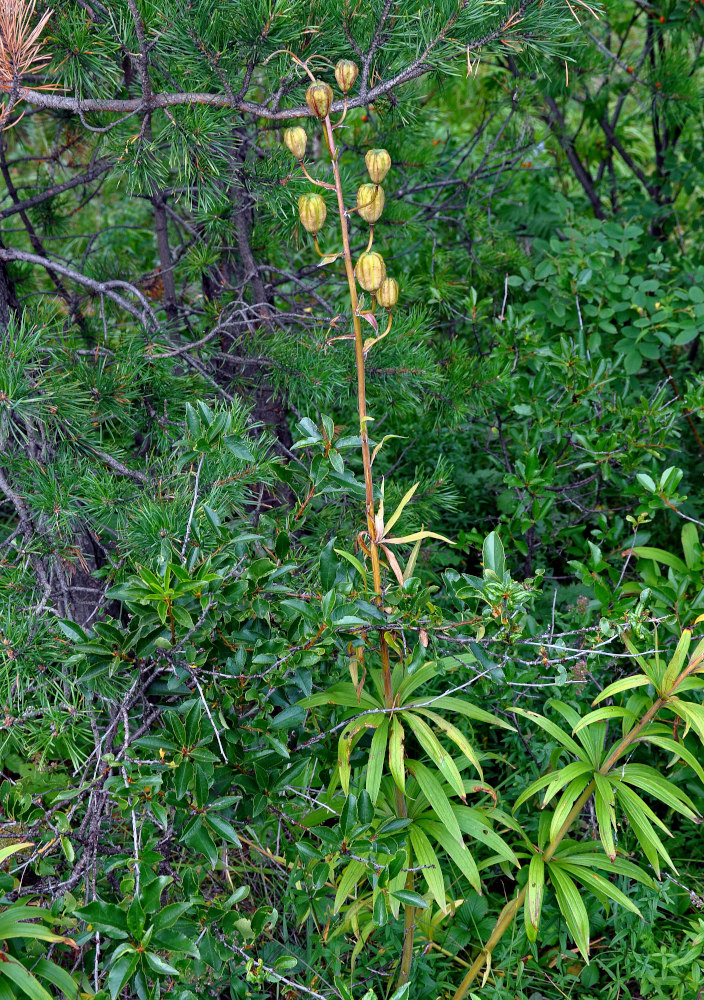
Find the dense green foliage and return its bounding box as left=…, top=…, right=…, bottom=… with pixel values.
left=1, top=2, right=704, bottom=1000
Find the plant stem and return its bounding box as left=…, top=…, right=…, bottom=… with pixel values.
left=322, top=112, right=413, bottom=983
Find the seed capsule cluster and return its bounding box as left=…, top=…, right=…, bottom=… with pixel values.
left=283, top=58, right=399, bottom=310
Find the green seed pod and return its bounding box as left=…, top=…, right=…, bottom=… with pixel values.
left=365, top=148, right=391, bottom=184
left=283, top=126, right=307, bottom=159
left=356, top=183, right=385, bottom=224
left=335, top=59, right=359, bottom=94
left=355, top=251, right=386, bottom=292
left=305, top=80, right=334, bottom=119
left=376, top=277, right=399, bottom=309
left=298, top=193, right=327, bottom=235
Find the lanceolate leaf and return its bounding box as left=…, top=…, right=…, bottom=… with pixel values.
left=511, top=708, right=585, bottom=760
left=593, top=675, right=651, bottom=705
left=407, top=759, right=463, bottom=842
left=452, top=806, right=520, bottom=866
left=414, top=707, right=484, bottom=778
left=402, top=711, right=466, bottom=799
left=334, top=860, right=366, bottom=914
left=302, top=683, right=381, bottom=711
left=420, top=820, right=481, bottom=893
left=525, top=855, right=545, bottom=942
left=549, top=776, right=593, bottom=841
left=615, top=783, right=676, bottom=875
left=513, top=760, right=592, bottom=812
left=572, top=706, right=634, bottom=734
left=593, top=775, right=617, bottom=860
left=556, top=862, right=642, bottom=917
left=423, top=696, right=514, bottom=731
left=366, top=717, right=390, bottom=804
left=338, top=713, right=384, bottom=794
left=617, top=763, right=699, bottom=820
left=548, top=863, right=591, bottom=962
left=666, top=698, right=704, bottom=742
left=638, top=732, right=704, bottom=783
left=409, top=824, right=446, bottom=909
left=395, top=662, right=438, bottom=701
left=389, top=715, right=406, bottom=794
left=1, top=958, right=54, bottom=1000
left=661, top=629, right=692, bottom=693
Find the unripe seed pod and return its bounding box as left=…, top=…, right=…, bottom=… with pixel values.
left=335, top=58, right=359, bottom=93
left=365, top=148, right=391, bottom=184
left=356, top=183, right=385, bottom=224
left=298, top=193, right=327, bottom=235
left=355, top=251, right=386, bottom=292
left=283, top=126, right=307, bottom=159
left=376, top=277, right=399, bottom=309
left=306, top=80, right=334, bottom=119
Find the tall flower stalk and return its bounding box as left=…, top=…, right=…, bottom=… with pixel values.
left=283, top=57, right=417, bottom=983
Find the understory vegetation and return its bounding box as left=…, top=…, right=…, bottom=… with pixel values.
left=1, top=2, right=704, bottom=999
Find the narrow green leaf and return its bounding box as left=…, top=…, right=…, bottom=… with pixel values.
left=425, top=696, right=514, bottom=730
left=389, top=715, right=405, bottom=794
left=407, top=759, right=463, bottom=842
left=619, top=763, right=699, bottom=820
left=366, top=718, right=389, bottom=805
left=548, top=776, right=592, bottom=842
left=511, top=708, right=585, bottom=760
left=402, top=712, right=466, bottom=799
left=382, top=482, right=419, bottom=537
left=548, top=864, right=591, bottom=962
left=525, top=855, right=545, bottom=942
left=593, top=777, right=617, bottom=861
left=593, top=675, right=650, bottom=705
left=333, top=860, right=366, bottom=914
left=513, top=760, right=592, bottom=812
left=573, top=706, right=634, bottom=734
left=662, top=629, right=692, bottom=693
left=414, top=708, right=483, bottom=778
left=409, top=824, right=445, bottom=909
left=420, top=820, right=481, bottom=893
left=0, top=959, right=54, bottom=1000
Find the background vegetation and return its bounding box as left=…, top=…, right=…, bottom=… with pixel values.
left=1, top=1, right=704, bottom=999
